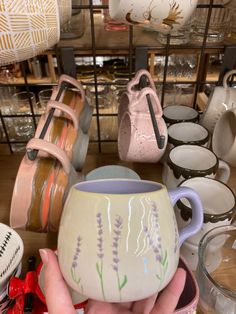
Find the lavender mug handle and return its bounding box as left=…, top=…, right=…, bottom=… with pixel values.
left=169, top=187, right=203, bottom=246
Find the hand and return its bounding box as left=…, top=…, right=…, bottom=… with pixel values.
left=40, top=249, right=186, bottom=314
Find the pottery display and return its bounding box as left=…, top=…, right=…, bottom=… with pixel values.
left=118, top=87, right=167, bottom=163
left=163, top=105, right=199, bottom=126
left=58, top=179, right=203, bottom=302
left=196, top=225, right=236, bottom=313
left=175, top=177, right=236, bottom=270
left=109, top=0, right=198, bottom=34
left=212, top=107, right=236, bottom=167
left=200, top=69, right=236, bottom=134
left=162, top=144, right=230, bottom=189
left=10, top=138, right=83, bottom=233
left=0, top=0, right=60, bottom=65
left=85, top=165, right=141, bottom=180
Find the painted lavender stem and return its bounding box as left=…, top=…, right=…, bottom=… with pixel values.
left=95, top=213, right=106, bottom=300
left=144, top=201, right=168, bottom=285
left=71, top=235, right=83, bottom=292
left=112, top=215, right=127, bottom=302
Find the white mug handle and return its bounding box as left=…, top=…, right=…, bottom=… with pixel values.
left=217, top=159, right=230, bottom=183
left=223, top=69, right=236, bottom=88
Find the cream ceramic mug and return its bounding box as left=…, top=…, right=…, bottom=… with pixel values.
left=58, top=179, right=203, bottom=302
left=109, top=0, right=198, bottom=33
left=162, top=145, right=230, bottom=189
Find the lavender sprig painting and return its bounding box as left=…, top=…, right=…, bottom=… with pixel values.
left=112, top=215, right=128, bottom=301
left=144, top=201, right=168, bottom=285
left=71, top=235, right=83, bottom=293
left=95, top=212, right=106, bottom=300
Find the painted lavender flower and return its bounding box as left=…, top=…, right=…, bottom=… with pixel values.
left=71, top=235, right=83, bottom=292
left=144, top=201, right=168, bottom=285
left=112, top=215, right=127, bottom=301
left=95, top=212, right=106, bottom=300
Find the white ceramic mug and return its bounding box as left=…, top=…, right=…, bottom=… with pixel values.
left=212, top=108, right=236, bottom=167
left=58, top=179, right=203, bottom=303
left=200, top=69, right=236, bottom=134
left=109, top=0, right=198, bottom=33
left=175, top=177, right=236, bottom=270
left=163, top=105, right=199, bottom=126
left=162, top=145, right=230, bottom=189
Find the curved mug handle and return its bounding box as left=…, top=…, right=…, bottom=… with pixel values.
left=217, top=159, right=230, bottom=183
left=127, top=69, right=156, bottom=94
left=130, top=87, right=163, bottom=118
left=168, top=187, right=203, bottom=246
left=58, top=74, right=85, bottom=102
left=26, top=138, right=71, bottom=175
left=46, top=100, right=79, bottom=130
left=223, top=69, right=236, bottom=88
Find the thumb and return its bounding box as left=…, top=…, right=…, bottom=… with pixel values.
left=39, top=249, right=76, bottom=314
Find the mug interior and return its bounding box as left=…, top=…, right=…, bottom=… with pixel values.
left=168, top=122, right=208, bottom=143
left=163, top=105, right=198, bottom=121
left=74, top=179, right=162, bottom=194
left=213, top=110, right=236, bottom=157
left=169, top=145, right=217, bottom=170
left=179, top=177, right=235, bottom=215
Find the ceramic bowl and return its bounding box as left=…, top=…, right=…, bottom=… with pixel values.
left=85, top=165, right=141, bottom=181
left=173, top=257, right=199, bottom=314
left=0, top=224, right=23, bottom=292
left=0, top=0, right=60, bottom=65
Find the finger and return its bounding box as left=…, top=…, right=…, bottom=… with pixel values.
left=39, top=249, right=76, bottom=314
left=85, top=299, right=132, bottom=314
left=151, top=268, right=186, bottom=314
left=131, top=293, right=158, bottom=314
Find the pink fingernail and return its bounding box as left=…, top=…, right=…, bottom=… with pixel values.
left=39, top=249, right=48, bottom=264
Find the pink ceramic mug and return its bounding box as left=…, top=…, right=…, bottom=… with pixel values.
left=35, top=100, right=89, bottom=171
left=118, top=69, right=156, bottom=126
left=118, top=87, right=167, bottom=162
left=10, top=138, right=83, bottom=233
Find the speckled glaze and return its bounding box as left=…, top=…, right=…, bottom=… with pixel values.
left=109, top=0, right=198, bottom=33
left=10, top=138, right=83, bottom=233
left=58, top=179, right=203, bottom=302
left=118, top=87, right=167, bottom=162
left=118, top=69, right=156, bottom=126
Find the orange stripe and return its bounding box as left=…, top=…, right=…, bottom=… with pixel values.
left=41, top=169, right=55, bottom=229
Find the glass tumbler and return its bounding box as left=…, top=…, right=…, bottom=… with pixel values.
left=102, top=0, right=128, bottom=31
left=196, top=225, right=236, bottom=314
left=12, top=91, right=36, bottom=141
left=38, top=88, right=53, bottom=114
left=191, top=0, right=231, bottom=43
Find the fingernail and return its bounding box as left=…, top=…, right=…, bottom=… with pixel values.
left=39, top=249, right=48, bottom=264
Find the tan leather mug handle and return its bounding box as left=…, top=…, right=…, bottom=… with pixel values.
left=26, top=138, right=71, bottom=175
